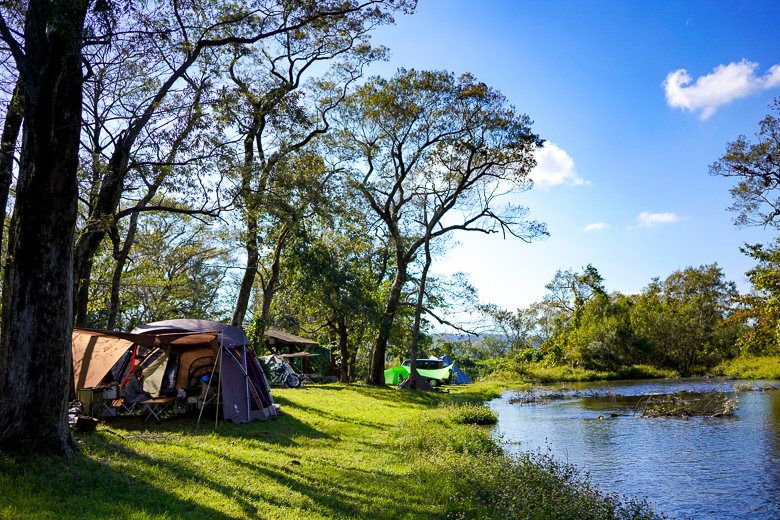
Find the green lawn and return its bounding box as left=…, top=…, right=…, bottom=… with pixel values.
left=0, top=382, right=662, bottom=519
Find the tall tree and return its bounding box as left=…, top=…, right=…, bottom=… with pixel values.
left=0, top=0, right=90, bottom=454
left=223, top=3, right=394, bottom=330
left=0, top=0, right=414, bottom=454
left=334, top=69, right=547, bottom=384
left=726, top=241, right=780, bottom=356
left=632, top=264, right=739, bottom=372
left=710, top=97, right=780, bottom=229
left=73, top=0, right=414, bottom=327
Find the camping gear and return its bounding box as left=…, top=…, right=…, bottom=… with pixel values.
left=131, top=319, right=278, bottom=423
left=72, top=320, right=278, bottom=424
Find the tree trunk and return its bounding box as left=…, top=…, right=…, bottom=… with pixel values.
left=409, top=223, right=433, bottom=391
left=337, top=318, right=349, bottom=382
left=0, top=0, right=88, bottom=454
left=231, top=214, right=258, bottom=327
left=0, top=77, right=24, bottom=257
left=106, top=212, right=140, bottom=330
left=259, top=225, right=291, bottom=327
left=368, top=262, right=407, bottom=384
left=231, top=127, right=261, bottom=327
left=348, top=349, right=357, bottom=382
left=73, top=143, right=129, bottom=326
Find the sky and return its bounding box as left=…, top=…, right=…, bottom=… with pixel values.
left=362, top=0, right=780, bottom=314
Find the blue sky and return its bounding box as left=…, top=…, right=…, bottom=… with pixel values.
left=363, top=0, right=780, bottom=312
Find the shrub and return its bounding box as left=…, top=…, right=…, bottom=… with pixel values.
left=447, top=403, right=498, bottom=425
left=422, top=449, right=667, bottom=520
left=393, top=406, right=501, bottom=455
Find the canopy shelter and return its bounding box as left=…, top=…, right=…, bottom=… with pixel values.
left=72, top=321, right=277, bottom=423
left=264, top=329, right=326, bottom=378
left=264, top=328, right=319, bottom=354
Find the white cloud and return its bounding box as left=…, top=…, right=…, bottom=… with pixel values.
left=530, top=143, right=586, bottom=187
left=663, top=59, right=780, bottom=119
left=584, top=223, right=610, bottom=232
left=636, top=211, right=681, bottom=227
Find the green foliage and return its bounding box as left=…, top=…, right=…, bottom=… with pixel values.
left=447, top=403, right=499, bottom=425
left=710, top=97, right=780, bottom=229
left=632, top=264, right=740, bottom=372
left=87, top=209, right=232, bottom=329
left=394, top=408, right=501, bottom=455
left=426, top=449, right=665, bottom=520
left=522, top=364, right=679, bottom=383
left=713, top=355, right=780, bottom=379
left=533, top=263, right=740, bottom=374
left=726, top=240, right=780, bottom=356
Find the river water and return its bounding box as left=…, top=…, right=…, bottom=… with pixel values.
left=487, top=379, right=780, bottom=519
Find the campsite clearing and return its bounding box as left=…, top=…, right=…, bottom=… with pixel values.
left=0, top=383, right=664, bottom=520
left=0, top=384, right=501, bottom=519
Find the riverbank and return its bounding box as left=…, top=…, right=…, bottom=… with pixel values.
left=0, top=383, right=663, bottom=519
left=713, top=355, right=780, bottom=379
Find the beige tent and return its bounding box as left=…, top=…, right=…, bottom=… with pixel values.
left=72, top=328, right=156, bottom=392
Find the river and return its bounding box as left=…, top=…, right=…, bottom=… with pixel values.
left=487, top=379, right=780, bottom=519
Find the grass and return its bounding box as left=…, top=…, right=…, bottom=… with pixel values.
left=518, top=364, right=681, bottom=383
left=0, top=382, right=664, bottom=519
left=713, top=355, right=780, bottom=379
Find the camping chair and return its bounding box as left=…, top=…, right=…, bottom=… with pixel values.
left=119, top=386, right=143, bottom=416
left=120, top=400, right=140, bottom=416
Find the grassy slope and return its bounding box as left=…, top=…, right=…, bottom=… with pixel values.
left=0, top=383, right=505, bottom=520
left=0, top=382, right=662, bottom=520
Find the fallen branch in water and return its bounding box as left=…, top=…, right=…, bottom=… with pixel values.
left=508, top=385, right=622, bottom=405
left=733, top=381, right=779, bottom=392
left=637, top=393, right=738, bottom=418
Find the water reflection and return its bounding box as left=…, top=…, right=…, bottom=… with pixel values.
left=488, top=379, right=780, bottom=519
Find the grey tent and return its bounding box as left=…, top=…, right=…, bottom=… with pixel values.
left=130, top=319, right=277, bottom=422
left=73, top=320, right=277, bottom=423
left=437, top=355, right=473, bottom=384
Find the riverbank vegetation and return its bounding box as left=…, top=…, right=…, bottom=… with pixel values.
left=0, top=385, right=665, bottom=520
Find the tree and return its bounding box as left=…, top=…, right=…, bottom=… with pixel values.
left=632, top=264, right=739, bottom=372
left=544, top=264, right=607, bottom=328
left=87, top=209, right=233, bottom=330
left=478, top=303, right=537, bottom=355
left=74, top=0, right=413, bottom=326
left=728, top=240, right=780, bottom=355
left=0, top=0, right=415, bottom=454
left=0, top=0, right=91, bottom=454
left=278, top=218, right=387, bottom=381
left=334, top=69, right=546, bottom=384
left=221, top=3, right=397, bottom=330
left=710, top=97, right=780, bottom=229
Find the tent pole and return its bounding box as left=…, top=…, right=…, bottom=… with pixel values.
left=216, top=331, right=224, bottom=429
left=244, top=346, right=250, bottom=422
left=195, top=345, right=220, bottom=434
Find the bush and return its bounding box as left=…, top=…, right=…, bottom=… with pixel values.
left=393, top=406, right=501, bottom=455
left=416, top=449, right=666, bottom=520
left=447, top=403, right=498, bottom=425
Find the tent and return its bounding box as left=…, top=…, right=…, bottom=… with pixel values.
left=437, top=355, right=473, bottom=384
left=72, top=320, right=277, bottom=423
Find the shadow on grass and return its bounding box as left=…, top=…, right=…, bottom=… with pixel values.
left=0, top=384, right=511, bottom=519
left=99, top=409, right=334, bottom=448
left=0, top=446, right=242, bottom=520
left=0, top=420, right=444, bottom=520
